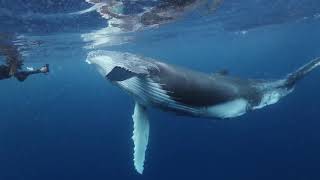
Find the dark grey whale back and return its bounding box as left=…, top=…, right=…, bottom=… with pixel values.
left=150, top=62, right=262, bottom=107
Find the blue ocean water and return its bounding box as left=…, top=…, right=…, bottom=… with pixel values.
left=1, top=0, right=320, bottom=179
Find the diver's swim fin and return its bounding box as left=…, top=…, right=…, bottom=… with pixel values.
left=40, top=64, right=49, bottom=73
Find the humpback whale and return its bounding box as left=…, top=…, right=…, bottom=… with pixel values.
left=86, top=50, right=320, bottom=174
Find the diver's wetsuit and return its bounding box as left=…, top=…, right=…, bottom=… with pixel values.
left=0, top=64, right=49, bottom=82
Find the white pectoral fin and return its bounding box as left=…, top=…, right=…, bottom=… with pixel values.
left=132, top=102, right=150, bottom=174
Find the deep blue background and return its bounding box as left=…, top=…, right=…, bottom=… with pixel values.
left=0, top=0, right=320, bottom=180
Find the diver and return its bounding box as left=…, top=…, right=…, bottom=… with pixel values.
left=0, top=33, right=49, bottom=82
left=0, top=62, right=49, bottom=82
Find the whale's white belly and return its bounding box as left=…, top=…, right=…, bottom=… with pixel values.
left=117, top=77, right=250, bottom=119
left=204, top=99, right=249, bottom=119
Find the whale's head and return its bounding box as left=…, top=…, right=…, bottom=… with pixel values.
left=86, top=50, right=159, bottom=80
left=86, top=50, right=118, bottom=77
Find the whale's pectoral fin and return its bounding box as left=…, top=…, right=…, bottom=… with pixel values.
left=132, top=102, right=150, bottom=174
left=107, top=66, right=145, bottom=81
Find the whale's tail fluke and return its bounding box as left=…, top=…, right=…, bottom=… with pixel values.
left=283, top=57, right=320, bottom=89
left=253, top=57, right=320, bottom=110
